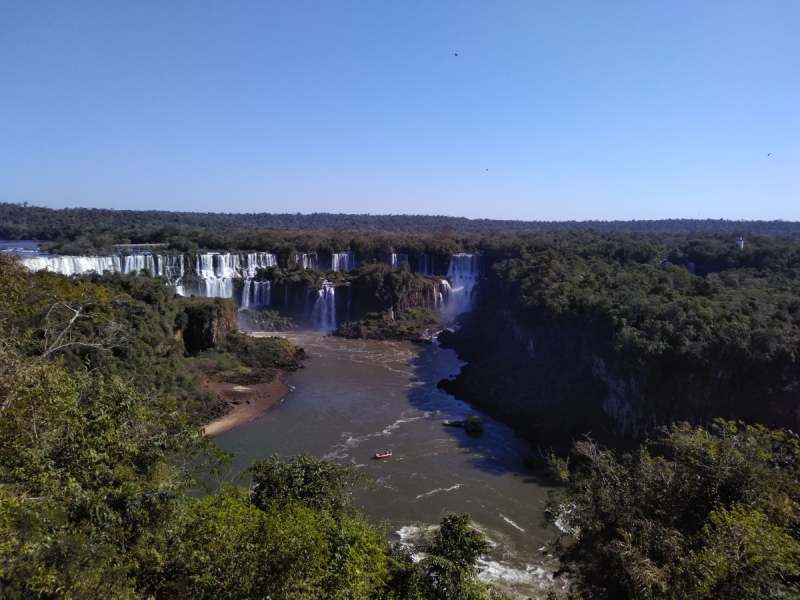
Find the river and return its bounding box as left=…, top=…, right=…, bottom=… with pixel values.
left=213, top=331, right=563, bottom=598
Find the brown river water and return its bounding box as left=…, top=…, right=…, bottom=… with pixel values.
left=212, top=331, right=563, bottom=598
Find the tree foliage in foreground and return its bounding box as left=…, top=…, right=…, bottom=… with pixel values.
left=545, top=420, right=800, bottom=599
left=0, top=253, right=506, bottom=598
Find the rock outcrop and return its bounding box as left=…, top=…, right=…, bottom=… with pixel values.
left=176, top=297, right=239, bottom=353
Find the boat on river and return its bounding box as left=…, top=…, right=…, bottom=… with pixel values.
left=374, top=450, right=392, bottom=458
left=443, top=419, right=464, bottom=427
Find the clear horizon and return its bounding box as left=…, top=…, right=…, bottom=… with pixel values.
left=2, top=1, right=798, bottom=221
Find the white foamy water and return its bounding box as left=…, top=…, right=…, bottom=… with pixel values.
left=501, top=515, right=526, bottom=532
left=416, top=484, right=462, bottom=499
left=212, top=332, right=562, bottom=598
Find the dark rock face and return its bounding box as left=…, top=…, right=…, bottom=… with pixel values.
left=438, top=284, right=800, bottom=451
left=176, top=297, right=239, bottom=353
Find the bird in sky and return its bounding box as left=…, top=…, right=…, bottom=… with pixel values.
left=768, top=153, right=771, bottom=156
left=455, top=53, right=458, bottom=56
left=486, top=168, right=488, bottom=171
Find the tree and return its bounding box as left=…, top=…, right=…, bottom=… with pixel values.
left=545, top=421, right=800, bottom=599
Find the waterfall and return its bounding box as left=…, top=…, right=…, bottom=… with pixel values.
left=389, top=253, right=408, bottom=269
left=152, top=254, right=184, bottom=281
left=241, top=280, right=271, bottom=310
left=188, top=253, right=278, bottom=301
left=21, top=255, right=121, bottom=276
left=389, top=292, right=395, bottom=320
left=121, top=255, right=155, bottom=275
left=193, top=253, right=241, bottom=279
left=188, top=253, right=236, bottom=298
left=188, top=278, right=235, bottom=299
left=241, top=253, right=277, bottom=278
left=20, top=250, right=280, bottom=308
left=443, top=254, right=483, bottom=316
left=20, top=254, right=186, bottom=284
left=295, top=253, right=318, bottom=270
left=242, top=280, right=252, bottom=310
left=311, top=282, right=337, bottom=330
left=418, top=254, right=433, bottom=276
left=331, top=252, right=356, bottom=272
left=435, top=280, right=451, bottom=311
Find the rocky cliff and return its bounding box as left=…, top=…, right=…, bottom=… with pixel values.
left=438, top=278, right=800, bottom=451
left=176, top=297, right=239, bottom=353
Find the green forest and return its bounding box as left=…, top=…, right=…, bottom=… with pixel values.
left=2, top=203, right=800, bottom=256
left=3, top=211, right=800, bottom=598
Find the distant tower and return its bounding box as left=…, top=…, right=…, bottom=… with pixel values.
left=736, top=236, right=744, bottom=249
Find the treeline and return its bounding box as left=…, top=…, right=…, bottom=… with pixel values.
left=3, top=202, right=800, bottom=247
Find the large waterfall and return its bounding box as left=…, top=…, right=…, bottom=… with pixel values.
left=185, top=252, right=278, bottom=301
left=19, top=249, right=484, bottom=319
left=311, top=281, right=337, bottom=330
left=418, top=254, right=434, bottom=276
left=21, top=251, right=279, bottom=308
left=331, top=252, right=356, bottom=272
left=444, top=254, right=483, bottom=316
left=21, top=255, right=122, bottom=276
left=21, top=254, right=185, bottom=282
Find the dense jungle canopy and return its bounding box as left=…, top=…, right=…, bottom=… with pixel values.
left=3, top=207, right=800, bottom=598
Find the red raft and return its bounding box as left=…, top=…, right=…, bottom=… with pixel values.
left=374, top=450, right=393, bottom=459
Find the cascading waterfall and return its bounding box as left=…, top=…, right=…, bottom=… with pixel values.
left=389, top=292, right=395, bottom=320
left=21, top=254, right=186, bottom=283
left=389, top=253, right=409, bottom=269
left=18, top=248, right=486, bottom=324
left=434, top=280, right=451, bottom=311
left=20, top=249, right=284, bottom=308
left=189, top=254, right=236, bottom=298
left=311, top=281, right=337, bottom=330
left=21, top=255, right=122, bottom=276
left=295, top=253, right=318, bottom=270
left=418, top=254, right=433, bottom=276
left=194, top=253, right=240, bottom=279
left=443, top=254, right=483, bottom=316
left=241, top=280, right=271, bottom=310
left=21, top=250, right=279, bottom=304
left=121, top=254, right=155, bottom=275
left=241, top=253, right=277, bottom=278
left=187, top=252, right=278, bottom=301
left=331, top=252, right=356, bottom=272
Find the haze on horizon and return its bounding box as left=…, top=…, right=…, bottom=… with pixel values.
left=1, top=1, right=798, bottom=222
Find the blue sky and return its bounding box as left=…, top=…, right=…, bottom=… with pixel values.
left=1, top=1, right=798, bottom=220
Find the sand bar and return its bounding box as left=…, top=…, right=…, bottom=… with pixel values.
left=203, top=370, right=290, bottom=435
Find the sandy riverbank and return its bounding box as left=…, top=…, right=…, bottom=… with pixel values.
left=203, top=370, right=290, bottom=436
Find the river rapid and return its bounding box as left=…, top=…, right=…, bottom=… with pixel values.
left=212, top=332, right=563, bottom=598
